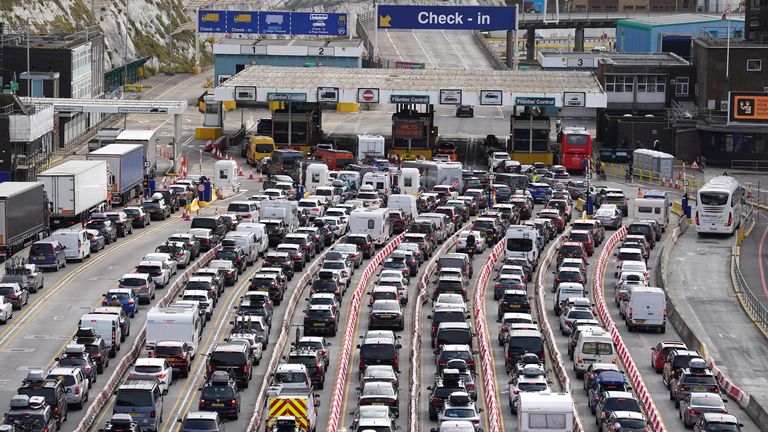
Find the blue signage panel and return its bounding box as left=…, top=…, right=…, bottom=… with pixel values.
left=226, top=11, right=259, bottom=34
left=377, top=5, right=516, bottom=30
left=258, top=11, right=291, bottom=34
left=292, top=12, right=348, bottom=36
left=198, top=9, right=227, bottom=33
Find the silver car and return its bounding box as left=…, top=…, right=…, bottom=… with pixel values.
left=46, top=367, right=89, bottom=408
left=595, top=204, right=622, bottom=229
left=679, top=392, right=728, bottom=428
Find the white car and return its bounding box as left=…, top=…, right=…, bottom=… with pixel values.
left=131, top=358, right=173, bottom=394
left=375, top=277, right=408, bottom=304
left=263, top=188, right=287, bottom=200
left=321, top=260, right=351, bottom=288
left=181, top=290, right=213, bottom=320
left=135, top=260, right=171, bottom=288
left=141, top=253, right=178, bottom=275
left=559, top=306, right=595, bottom=335
left=229, top=333, right=264, bottom=365
left=456, top=230, right=486, bottom=253
left=488, top=151, right=511, bottom=169
left=378, top=270, right=409, bottom=286
left=320, top=216, right=346, bottom=236
left=616, top=260, right=648, bottom=280
left=298, top=198, right=325, bottom=219
left=0, top=295, right=12, bottom=324
left=433, top=293, right=467, bottom=313
left=433, top=154, right=452, bottom=163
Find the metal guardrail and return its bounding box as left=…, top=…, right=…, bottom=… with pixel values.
left=732, top=159, right=768, bottom=172
left=732, top=206, right=768, bottom=334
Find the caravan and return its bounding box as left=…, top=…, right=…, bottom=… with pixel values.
left=634, top=196, right=670, bottom=231
left=363, top=172, right=392, bottom=197
left=145, top=306, right=202, bottom=357
left=398, top=168, right=421, bottom=195
left=349, top=208, right=392, bottom=246
left=517, top=392, right=574, bottom=432
left=305, top=163, right=330, bottom=195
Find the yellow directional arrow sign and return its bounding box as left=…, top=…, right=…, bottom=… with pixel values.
left=379, top=14, right=392, bottom=28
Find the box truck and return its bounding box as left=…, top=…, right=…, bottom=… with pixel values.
left=115, top=128, right=158, bottom=177
left=0, top=182, right=49, bottom=257
left=38, top=160, right=109, bottom=229
left=86, top=144, right=144, bottom=206
left=357, top=135, right=385, bottom=161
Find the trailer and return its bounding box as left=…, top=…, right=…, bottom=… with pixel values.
left=38, top=160, right=109, bottom=230
left=115, top=128, right=159, bottom=177
left=87, top=144, right=144, bottom=206
left=0, top=182, right=49, bottom=257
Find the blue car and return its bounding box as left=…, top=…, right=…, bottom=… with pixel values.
left=28, top=241, right=67, bottom=271
left=528, top=183, right=553, bottom=204
left=587, top=370, right=629, bottom=413
left=491, top=184, right=513, bottom=203
left=102, top=288, right=139, bottom=318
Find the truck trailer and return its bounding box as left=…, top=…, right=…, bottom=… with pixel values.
left=0, top=182, right=49, bottom=257
left=38, top=160, right=109, bottom=229
left=115, top=128, right=158, bottom=177
left=86, top=144, right=144, bottom=206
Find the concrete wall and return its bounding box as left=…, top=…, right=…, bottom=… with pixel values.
left=214, top=54, right=361, bottom=82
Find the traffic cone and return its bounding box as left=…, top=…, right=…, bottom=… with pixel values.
left=257, top=172, right=264, bottom=182
left=248, top=170, right=254, bottom=180
left=238, top=166, right=244, bottom=176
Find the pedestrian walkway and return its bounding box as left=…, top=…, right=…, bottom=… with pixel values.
left=739, top=208, right=768, bottom=311
left=668, top=230, right=768, bottom=415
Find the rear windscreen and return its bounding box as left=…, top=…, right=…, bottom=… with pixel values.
left=191, top=218, right=218, bottom=230
left=154, top=346, right=182, bottom=356
left=209, top=352, right=246, bottom=366
left=361, top=344, right=395, bottom=360
left=508, top=336, right=543, bottom=352
left=116, top=389, right=153, bottom=407
left=228, top=204, right=251, bottom=213
left=30, top=243, right=54, bottom=255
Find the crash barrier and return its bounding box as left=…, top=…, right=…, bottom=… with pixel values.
left=594, top=227, right=667, bottom=432
left=74, top=246, right=220, bottom=431
left=246, top=235, right=347, bottom=432
left=533, top=233, right=586, bottom=432
left=731, top=207, right=768, bottom=337
left=326, top=233, right=406, bottom=432
left=408, top=224, right=470, bottom=430
left=472, top=239, right=505, bottom=432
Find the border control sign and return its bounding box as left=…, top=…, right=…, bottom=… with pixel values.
left=515, top=96, right=555, bottom=107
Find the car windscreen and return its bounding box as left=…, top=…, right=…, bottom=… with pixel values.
left=116, top=389, right=153, bottom=407
left=433, top=311, right=466, bottom=324
left=154, top=345, right=182, bottom=356
left=581, top=342, right=613, bottom=355
left=518, top=382, right=548, bottom=392
left=699, top=192, right=729, bottom=206
left=209, top=352, right=246, bottom=366
left=569, top=233, right=590, bottom=242
left=559, top=245, right=583, bottom=256
left=227, top=203, right=252, bottom=213
left=361, top=343, right=395, bottom=360
left=120, top=278, right=146, bottom=287
left=134, top=365, right=163, bottom=374
left=191, top=218, right=218, bottom=230
left=681, top=375, right=717, bottom=385
left=87, top=221, right=109, bottom=229
left=439, top=258, right=464, bottom=269
left=603, top=397, right=641, bottom=413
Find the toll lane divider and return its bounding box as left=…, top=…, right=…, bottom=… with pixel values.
left=408, top=224, right=469, bottom=430
left=533, top=234, right=586, bottom=432
left=246, top=235, right=347, bottom=432
left=75, top=246, right=220, bottom=431
left=327, top=233, right=405, bottom=432
left=473, top=239, right=505, bottom=432
left=594, top=227, right=667, bottom=432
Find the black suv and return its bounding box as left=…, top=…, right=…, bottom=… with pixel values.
left=73, top=327, right=110, bottom=373
left=142, top=198, right=171, bottom=220
left=206, top=343, right=253, bottom=388
left=249, top=273, right=285, bottom=305
left=153, top=189, right=180, bottom=212
left=104, top=212, right=133, bottom=237
left=310, top=271, right=343, bottom=300
left=303, top=305, right=338, bottom=336
left=427, top=370, right=468, bottom=420
left=346, top=234, right=374, bottom=259
left=86, top=217, right=118, bottom=244
left=16, top=370, right=68, bottom=429
left=215, top=246, right=247, bottom=273
left=191, top=215, right=227, bottom=239
left=287, top=349, right=326, bottom=389
left=198, top=371, right=240, bottom=420
left=262, top=219, right=287, bottom=247
left=264, top=252, right=294, bottom=281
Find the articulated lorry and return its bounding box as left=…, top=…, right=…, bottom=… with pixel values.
left=87, top=144, right=145, bottom=206
left=38, top=160, right=109, bottom=230
left=115, top=128, right=158, bottom=177
left=0, top=182, right=49, bottom=257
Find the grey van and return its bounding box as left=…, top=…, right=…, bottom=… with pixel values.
left=113, top=376, right=163, bottom=431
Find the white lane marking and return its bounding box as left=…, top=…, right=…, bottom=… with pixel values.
left=442, top=30, right=469, bottom=69
left=411, top=30, right=437, bottom=69
left=386, top=29, right=404, bottom=61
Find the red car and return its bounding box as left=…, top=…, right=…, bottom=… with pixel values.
left=557, top=242, right=588, bottom=266
left=537, top=209, right=565, bottom=232
left=149, top=340, right=193, bottom=377
left=567, top=230, right=595, bottom=256
left=388, top=210, right=410, bottom=234
left=651, top=341, right=687, bottom=373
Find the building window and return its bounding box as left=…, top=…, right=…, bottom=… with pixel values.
left=675, top=77, right=689, bottom=96
left=747, top=59, right=762, bottom=71
left=605, top=75, right=634, bottom=93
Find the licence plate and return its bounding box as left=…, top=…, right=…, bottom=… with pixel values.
left=38, top=256, right=45, bottom=260
left=635, top=319, right=646, bottom=324
left=692, top=387, right=706, bottom=391
left=131, top=412, right=139, bottom=417
left=212, top=403, right=225, bottom=407
left=511, top=304, right=520, bottom=308
left=379, top=315, right=393, bottom=319
left=313, top=323, right=325, bottom=327
left=372, top=402, right=385, bottom=406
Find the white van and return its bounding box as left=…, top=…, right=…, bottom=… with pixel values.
left=52, top=228, right=90, bottom=261
left=634, top=197, right=670, bottom=231
left=399, top=168, right=421, bottom=195
left=626, top=286, right=666, bottom=333
left=236, top=222, right=269, bottom=256
left=574, top=328, right=615, bottom=378
left=387, top=194, right=418, bottom=218
left=79, top=313, right=122, bottom=356
left=305, top=163, right=330, bottom=195
left=349, top=208, right=392, bottom=246
left=315, top=186, right=340, bottom=206
left=224, top=231, right=258, bottom=264
left=227, top=201, right=259, bottom=221
left=517, top=392, right=574, bottom=432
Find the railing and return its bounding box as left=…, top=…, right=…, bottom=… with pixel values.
left=731, top=159, right=768, bottom=172
left=732, top=206, right=768, bottom=335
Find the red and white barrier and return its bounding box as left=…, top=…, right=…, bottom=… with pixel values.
left=593, top=228, right=667, bottom=432
left=245, top=235, right=348, bottom=432
left=74, top=246, right=220, bottom=431
left=408, top=224, right=470, bottom=430
left=326, top=233, right=406, bottom=432
left=473, top=239, right=505, bottom=432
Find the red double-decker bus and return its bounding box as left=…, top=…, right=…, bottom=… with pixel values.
left=560, top=127, right=592, bottom=172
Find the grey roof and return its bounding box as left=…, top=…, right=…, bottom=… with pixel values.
left=600, top=52, right=690, bottom=66
left=619, top=13, right=744, bottom=27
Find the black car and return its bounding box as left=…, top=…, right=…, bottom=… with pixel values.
left=104, top=212, right=133, bottom=237
left=17, top=370, right=68, bottom=429
left=198, top=371, right=240, bottom=420
left=456, top=105, right=474, bottom=118
left=154, top=189, right=180, bottom=212
left=123, top=207, right=150, bottom=228
left=205, top=343, right=252, bottom=388
left=74, top=327, right=111, bottom=372
left=256, top=118, right=272, bottom=135
left=264, top=252, right=294, bottom=280
left=249, top=273, right=285, bottom=305
left=303, top=305, right=338, bottom=336
left=297, top=227, right=325, bottom=254
left=86, top=217, right=118, bottom=244
left=262, top=220, right=287, bottom=247
left=142, top=199, right=171, bottom=220
left=215, top=247, right=247, bottom=273
left=427, top=372, right=467, bottom=420
left=346, top=234, right=374, bottom=259
left=311, top=271, right=343, bottom=299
